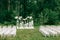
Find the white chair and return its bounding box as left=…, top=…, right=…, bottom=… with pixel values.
left=4, top=27, right=12, bottom=36
left=0, top=27, right=3, bottom=36
left=2, top=27, right=7, bottom=34
left=53, top=27, right=60, bottom=35
left=39, top=28, right=50, bottom=37
left=9, top=27, right=16, bottom=37
left=47, top=28, right=58, bottom=36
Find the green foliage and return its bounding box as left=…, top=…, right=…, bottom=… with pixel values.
left=0, top=0, right=60, bottom=25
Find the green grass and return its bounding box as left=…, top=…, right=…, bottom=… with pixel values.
left=0, top=27, right=60, bottom=40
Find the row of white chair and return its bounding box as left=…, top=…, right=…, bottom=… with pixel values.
left=0, top=26, right=16, bottom=37
left=39, top=25, right=60, bottom=37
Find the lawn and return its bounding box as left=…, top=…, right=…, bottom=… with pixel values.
left=0, top=27, right=60, bottom=40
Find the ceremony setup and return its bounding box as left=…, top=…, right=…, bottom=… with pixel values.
left=0, top=0, right=60, bottom=40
